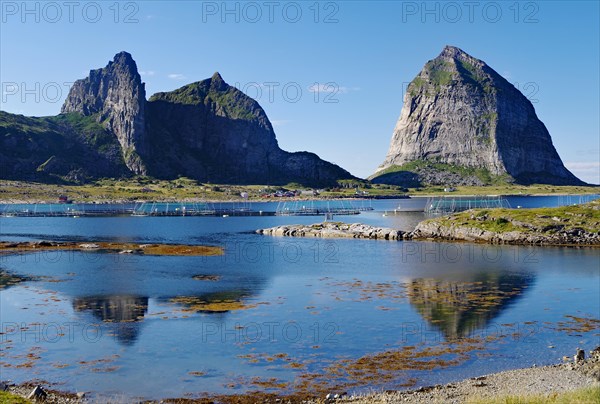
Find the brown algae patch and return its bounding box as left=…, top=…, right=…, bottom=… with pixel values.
left=192, top=274, right=221, bottom=281
left=324, top=279, right=407, bottom=303
left=553, top=315, right=600, bottom=335
left=294, top=339, right=486, bottom=394
left=0, top=240, right=222, bottom=256
left=171, top=296, right=256, bottom=313
left=188, top=371, right=207, bottom=377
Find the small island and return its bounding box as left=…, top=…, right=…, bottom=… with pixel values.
left=0, top=241, right=223, bottom=256
left=258, top=200, right=600, bottom=246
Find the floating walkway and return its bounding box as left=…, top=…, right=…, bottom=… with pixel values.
left=425, top=196, right=510, bottom=214
left=0, top=203, right=135, bottom=217
left=0, top=202, right=274, bottom=217
left=131, top=201, right=274, bottom=217
left=275, top=199, right=372, bottom=216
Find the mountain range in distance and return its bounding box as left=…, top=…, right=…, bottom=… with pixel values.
left=0, top=47, right=587, bottom=187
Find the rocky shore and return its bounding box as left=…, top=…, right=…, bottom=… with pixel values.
left=257, top=222, right=407, bottom=240
left=411, top=219, right=600, bottom=245
left=349, top=348, right=600, bottom=403
left=2, top=348, right=598, bottom=403
left=257, top=221, right=600, bottom=246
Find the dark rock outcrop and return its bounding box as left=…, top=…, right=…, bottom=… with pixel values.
left=145, top=72, right=352, bottom=186
left=372, top=45, right=584, bottom=186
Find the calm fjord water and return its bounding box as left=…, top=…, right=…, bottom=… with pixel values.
left=1, top=197, right=599, bottom=401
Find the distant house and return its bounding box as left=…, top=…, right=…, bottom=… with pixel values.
left=58, top=195, right=72, bottom=204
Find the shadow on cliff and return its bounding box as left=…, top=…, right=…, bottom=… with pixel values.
left=369, top=170, right=422, bottom=187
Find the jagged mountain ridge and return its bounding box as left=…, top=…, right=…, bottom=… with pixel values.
left=61, top=52, right=148, bottom=174
left=372, top=46, right=583, bottom=186
left=1, top=52, right=353, bottom=186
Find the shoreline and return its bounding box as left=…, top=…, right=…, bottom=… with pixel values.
left=0, top=179, right=598, bottom=205
left=258, top=221, right=600, bottom=247
left=0, top=193, right=598, bottom=205
left=3, top=350, right=599, bottom=403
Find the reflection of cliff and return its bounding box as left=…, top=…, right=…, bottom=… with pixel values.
left=407, top=273, right=533, bottom=340
left=73, top=295, right=148, bottom=345
left=0, top=270, right=29, bottom=290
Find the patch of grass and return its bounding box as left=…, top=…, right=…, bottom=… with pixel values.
left=470, top=385, right=600, bottom=403
left=426, top=60, right=455, bottom=87
left=0, top=391, right=31, bottom=404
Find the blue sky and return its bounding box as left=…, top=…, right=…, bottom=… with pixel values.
left=1, top=1, right=599, bottom=183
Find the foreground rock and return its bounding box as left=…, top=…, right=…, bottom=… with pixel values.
left=257, top=222, right=406, bottom=240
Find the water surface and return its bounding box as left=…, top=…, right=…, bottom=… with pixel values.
left=1, top=198, right=598, bottom=401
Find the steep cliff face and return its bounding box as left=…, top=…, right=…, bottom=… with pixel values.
left=373, top=46, right=583, bottom=186
left=146, top=72, right=352, bottom=186
left=61, top=52, right=147, bottom=174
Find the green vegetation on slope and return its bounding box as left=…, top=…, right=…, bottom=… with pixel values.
left=149, top=79, right=258, bottom=121
left=372, top=160, right=512, bottom=186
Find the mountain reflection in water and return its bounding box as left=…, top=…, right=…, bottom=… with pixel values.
left=73, top=295, right=149, bottom=345
left=407, top=272, right=534, bottom=340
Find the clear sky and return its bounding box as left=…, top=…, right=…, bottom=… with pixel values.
left=1, top=0, right=599, bottom=183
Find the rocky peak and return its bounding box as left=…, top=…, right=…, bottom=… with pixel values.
left=210, top=71, right=227, bottom=91
left=439, top=45, right=481, bottom=64
left=112, top=51, right=136, bottom=66
left=61, top=51, right=147, bottom=174
left=372, top=46, right=583, bottom=186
